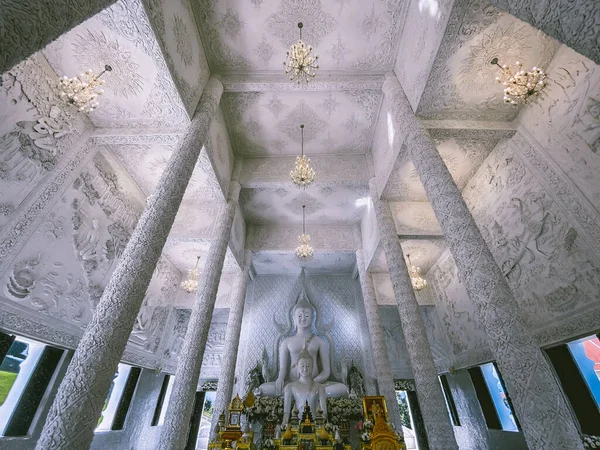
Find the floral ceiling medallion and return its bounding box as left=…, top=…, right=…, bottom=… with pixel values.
left=491, top=57, right=547, bottom=105
left=290, top=124, right=316, bottom=188
left=56, top=65, right=112, bottom=113
left=284, top=22, right=319, bottom=83
left=296, top=205, right=314, bottom=260
left=407, top=254, right=427, bottom=291
left=180, top=256, right=201, bottom=293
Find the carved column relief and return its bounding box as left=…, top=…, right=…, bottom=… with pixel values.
left=355, top=248, right=403, bottom=433
left=159, top=186, right=240, bottom=450
left=0, top=0, right=119, bottom=73
left=210, top=253, right=252, bottom=438
left=488, top=0, right=599, bottom=65
left=369, top=180, right=458, bottom=450
left=383, top=73, right=584, bottom=450
left=35, top=77, right=223, bottom=450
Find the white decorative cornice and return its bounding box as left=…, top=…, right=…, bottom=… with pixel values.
left=220, top=72, right=384, bottom=92
left=247, top=225, right=357, bottom=251
left=90, top=128, right=185, bottom=145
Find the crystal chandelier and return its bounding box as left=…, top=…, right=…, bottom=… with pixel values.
left=57, top=64, right=112, bottom=113
left=290, top=124, right=316, bottom=188
left=180, top=256, right=201, bottom=293
left=407, top=254, right=427, bottom=291
left=283, top=22, right=319, bottom=83
left=295, top=205, right=314, bottom=260
left=491, top=58, right=547, bottom=105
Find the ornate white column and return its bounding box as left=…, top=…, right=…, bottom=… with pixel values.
left=489, top=0, right=599, bottom=65
left=369, top=180, right=458, bottom=450
left=35, top=77, right=223, bottom=450
left=383, top=72, right=584, bottom=450
left=159, top=184, right=240, bottom=450
left=210, top=252, right=252, bottom=438
left=0, top=0, right=118, bottom=73
left=355, top=247, right=403, bottom=433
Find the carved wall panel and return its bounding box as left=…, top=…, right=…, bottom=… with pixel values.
left=382, top=137, right=497, bottom=201
left=428, top=250, right=489, bottom=366
left=0, top=56, right=88, bottom=233
left=428, top=131, right=600, bottom=367
left=236, top=274, right=366, bottom=394
left=0, top=149, right=177, bottom=359
left=143, top=0, right=210, bottom=116
left=378, top=305, right=413, bottom=379
left=519, top=45, right=600, bottom=216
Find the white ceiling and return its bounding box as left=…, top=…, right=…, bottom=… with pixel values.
left=221, top=90, right=382, bottom=157
left=43, top=0, right=188, bottom=129
left=192, top=0, right=407, bottom=73
left=28, top=0, right=558, bottom=292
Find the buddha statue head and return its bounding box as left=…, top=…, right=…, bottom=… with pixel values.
left=292, top=294, right=315, bottom=332
left=297, top=347, right=313, bottom=378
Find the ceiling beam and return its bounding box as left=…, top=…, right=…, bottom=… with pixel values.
left=220, top=72, right=384, bottom=92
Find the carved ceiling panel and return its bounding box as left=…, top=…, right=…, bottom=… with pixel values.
left=109, top=143, right=222, bottom=238
left=390, top=201, right=442, bottom=236
left=416, top=0, right=558, bottom=121
left=174, top=272, right=236, bottom=309
left=192, top=0, right=406, bottom=73
left=42, top=0, right=188, bottom=129
left=382, top=136, right=498, bottom=201
left=368, top=238, right=446, bottom=275
left=221, top=90, right=382, bottom=156
left=143, top=0, right=210, bottom=116
left=163, top=238, right=240, bottom=275
left=240, top=185, right=368, bottom=225
left=251, top=251, right=356, bottom=275
left=241, top=155, right=369, bottom=185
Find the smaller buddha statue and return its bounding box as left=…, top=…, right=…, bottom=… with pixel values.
left=283, top=348, right=327, bottom=424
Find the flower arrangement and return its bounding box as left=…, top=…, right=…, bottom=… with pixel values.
left=356, top=419, right=373, bottom=432
left=244, top=396, right=284, bottom=424
left=326, top=397, right=363, bottom=426
left=360, top=432, right=371, bottom=443
left=584, top=435, right=600, bottom=449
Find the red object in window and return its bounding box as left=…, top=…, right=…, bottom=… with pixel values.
left=583, top=337, right=600, bottom=372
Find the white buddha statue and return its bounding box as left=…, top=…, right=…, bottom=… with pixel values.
left=256, top=286, right=348, bottom=398
left=282, top=348, right=327, bottom=424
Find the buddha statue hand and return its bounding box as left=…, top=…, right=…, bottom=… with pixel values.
left=275, top=377, right=285, bottom=396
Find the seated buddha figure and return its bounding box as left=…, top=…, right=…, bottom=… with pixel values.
left=256, top=292, right=349, bottom=398
left=283, top=348, right=327, bottom=424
